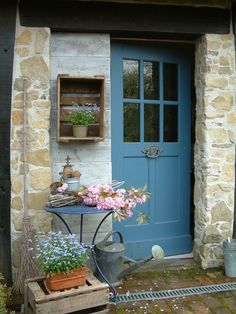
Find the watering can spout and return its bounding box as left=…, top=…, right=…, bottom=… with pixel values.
left=117, top=245, right=165, bottom=280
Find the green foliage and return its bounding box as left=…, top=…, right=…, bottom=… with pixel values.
left=179, top=265, right=205, bottom=278
left=123, top=104, right=140, bottom=142
left=136, top=212, right=150, bottom=225
left=70, top=106, right=95, bottom=126
left=123, top=67, right=139, bottom=99
left=0, top=273, right=7, bottom=314
left=0, top=274, right=15, bottom=314
left=160, top=269, right=172, bottom=278
left=115, top=308, right=126, bottom=314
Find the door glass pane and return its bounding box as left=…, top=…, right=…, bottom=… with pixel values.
left=124, top=103, right=140, bottom=142
left=123, top=60, right=139, bottom=99
left=144, top=61, right=159, bottom=100
left=164, top=105, right=178, bottom=142
left=144, top=104, right=159, bottom=142
left=163, top=63, right=178, bottom=101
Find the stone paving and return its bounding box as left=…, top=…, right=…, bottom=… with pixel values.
left=108, top=258, right=236, bottom=313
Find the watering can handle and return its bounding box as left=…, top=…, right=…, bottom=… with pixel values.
left=101, top=231, right=124, bottom=244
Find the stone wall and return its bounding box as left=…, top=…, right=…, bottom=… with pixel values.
left=194, top=34, right=236, bottom=268
left=11, top=21, right=52, bottom=273
left=50, top=33, right=112, bottom=242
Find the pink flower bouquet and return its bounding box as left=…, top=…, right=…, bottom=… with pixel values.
left=80, top=182, right=151, bottom=222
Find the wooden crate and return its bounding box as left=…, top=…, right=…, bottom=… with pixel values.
left=57, top=75, right=105, bottom=142
left=24, top=272, right=109, bottom=314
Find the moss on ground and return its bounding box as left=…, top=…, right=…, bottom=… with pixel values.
left=126, top=263, right=221, bottom=281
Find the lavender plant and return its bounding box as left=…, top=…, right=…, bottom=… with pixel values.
left=32, top=232, right=90, bottom=275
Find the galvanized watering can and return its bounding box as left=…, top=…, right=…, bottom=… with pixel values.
left=94, top=231, right=164, bottom=286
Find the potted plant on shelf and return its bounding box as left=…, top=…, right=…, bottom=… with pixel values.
left=70, top=105, right=95, bottom=137
left=31, top=231, right=90, bottom=291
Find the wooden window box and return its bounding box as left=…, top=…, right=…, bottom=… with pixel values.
left=57, top=75, right=105, bottom=142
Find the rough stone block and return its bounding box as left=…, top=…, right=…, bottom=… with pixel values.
left=27, top=149, right=50, bottom=167
left=206, top=77, right=228, bottom=89
left=208, top=128, right=228, bottom=144
left=35, top=29, right=49, bottom=54
left=211, top=201, right=232, bottom=223
left=29, top=168, right=52, bottom=190
left=16, top=29, right=32, bottom=45
left=27, top=190, right=50, bottom=210
left=20, top=56, right=50, bottom=85
left=11, top=196, right=23, bottom=210
left=11, top=176, right=23, bottom=194
left=211, top=92, right=233, bottom=110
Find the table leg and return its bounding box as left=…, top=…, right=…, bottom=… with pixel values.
left=80, top=214, right=83, bottom=243
left=54, top=213, right=72, bottom=234
left=91, top=211, right=117, bottom=301
left=92, top=212, right=113, bottom=244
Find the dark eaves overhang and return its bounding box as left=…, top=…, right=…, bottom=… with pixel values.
left=231, top=0, right=236, bottom=34
left=19, top=0, right=230, bottom=39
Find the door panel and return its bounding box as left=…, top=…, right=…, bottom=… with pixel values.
left=111, top=42, right=192, bottom=258
left=156, top=156, right=179, bottom=222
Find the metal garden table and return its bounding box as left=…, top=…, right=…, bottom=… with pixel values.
left=44, top=204, right=117, bottom=299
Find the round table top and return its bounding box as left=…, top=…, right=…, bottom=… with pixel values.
left=45, top=204, right=113, bottom=215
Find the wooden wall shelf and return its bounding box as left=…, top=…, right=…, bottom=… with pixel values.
left=58, top=136, right=103, bottom=143
left=57, top=75, right=105, bottom=142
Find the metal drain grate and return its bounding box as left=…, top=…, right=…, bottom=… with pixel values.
left=110, top=282, right=236, bottom=303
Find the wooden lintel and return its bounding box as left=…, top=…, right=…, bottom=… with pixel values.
left=19, top=1, right=230, bottom=36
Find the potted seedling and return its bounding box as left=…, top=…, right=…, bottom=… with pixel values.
left=32, top=231, right=90, bottom=291
left=70, top=105, right=95, bottom=138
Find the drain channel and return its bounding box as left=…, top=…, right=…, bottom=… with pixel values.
left=110, top=282, right=236, bottom=304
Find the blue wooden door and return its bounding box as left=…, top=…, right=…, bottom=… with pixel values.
left=111, top=42, right=192, bottom=259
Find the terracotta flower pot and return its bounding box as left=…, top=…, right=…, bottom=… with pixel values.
left=45, top=267, right=87, bottom=291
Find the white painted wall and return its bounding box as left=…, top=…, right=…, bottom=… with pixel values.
left=50, top=33, right=112, bottom=242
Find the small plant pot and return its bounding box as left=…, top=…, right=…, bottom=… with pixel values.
left=45, top=267, right=87, bottom=291
left=73, top=125, right=88, bottom=137
left=63, top=177, right=80, bottom=191
left=223, top=239, right=236, bottom=278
